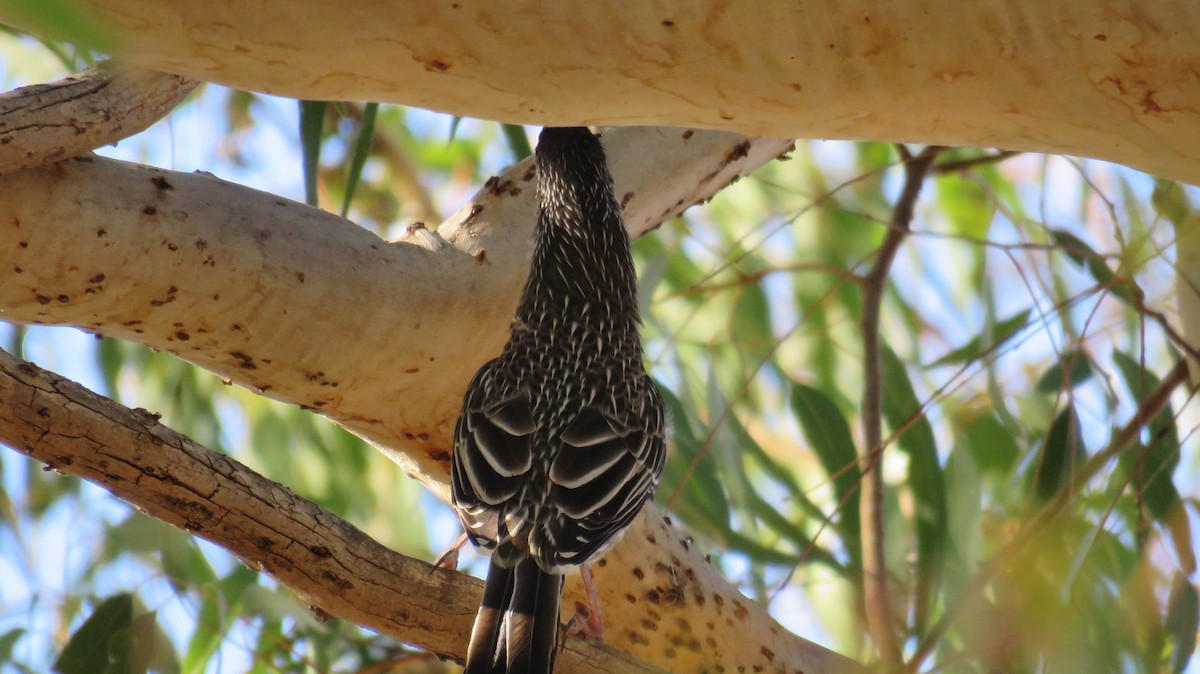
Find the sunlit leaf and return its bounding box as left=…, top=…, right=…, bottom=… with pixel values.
left=944, top=446, right=981, bottom=587
left=1151, top=179, right=1193, bottom=227
left=731, top=282, right=774, bottom=362
left=936, top=170, right=995, bottom=241
left=0, top=0, right=113, bottom=52
left=340, top=102, right=379, bottom=218
left=299, top=100, right=327, bottom=207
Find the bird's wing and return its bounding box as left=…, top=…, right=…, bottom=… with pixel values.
left=540, top=375, right=666, bottom=566
left=452, top=361, right=537, bottom=548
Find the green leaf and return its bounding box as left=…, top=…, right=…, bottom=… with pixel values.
left=656, top=384, right=731, bottom=536
left=881, top=344, right=946, bottom=637
left=1151, top=179, right=1193, bottom=227
left=299, top=100, right=327, bottom=207
left=241, top=585, right=320, bottom=630
left=929, top=308, right=1032, bottom=367
left=501, top=123, right=532, bottom=161
left=182, top=567, right=258, bottom=674
left=0, top=628, right=26, bottom=663
left=1048, top=228, right=1140, bottom=306
left=1035, top=349, right=1095, bottom=393
left=161, top=534, right=217, bottom=592
left=104, top=612, right=156, bottom=674
left=340, top=102, right=379, bottom=218
left=0, top=0, right=114, bottom=52
left=962, top=413, right=1020, bottom=477
left=1032, top=404, right=1084, bottom=503
left=936, top=170, right=995, bottom=241
left=706, top=374, right=755, bottom=534
left=1165, top=573, right=1199, bottom=674
left=730, top=282, right=775, bottom=362
left=1112, top=350, right=1181, bottom=520
left=944, top=446, right=981, bottom=585
left=789, top=382, right=861, bottom=570
left=54, top=595, right=134, bottom=674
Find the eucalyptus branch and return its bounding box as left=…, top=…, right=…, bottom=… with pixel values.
left=0, top=62, right=197, bottom=173
left=0, top=347, right=666, bottom=674
left=859, top=145, right=943, bottom=670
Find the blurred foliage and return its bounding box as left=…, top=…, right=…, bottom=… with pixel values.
left=1, top=22, right=1199, bottom=674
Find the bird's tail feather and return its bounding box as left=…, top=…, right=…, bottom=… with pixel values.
left=464, top=557, right=564, bottom=674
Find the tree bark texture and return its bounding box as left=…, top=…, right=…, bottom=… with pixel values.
left=0, top=90, right=854, bottom=666
left=0, top=64, right=197, bottom=173
left=0, top=348, right=678, bottom=674
left=3, top=1, right=1197, bottom=184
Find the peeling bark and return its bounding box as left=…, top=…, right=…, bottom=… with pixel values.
left=0, top=63, right=197, bottom=173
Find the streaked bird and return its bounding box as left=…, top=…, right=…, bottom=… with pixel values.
left=451, top=127, right=667, bottom=674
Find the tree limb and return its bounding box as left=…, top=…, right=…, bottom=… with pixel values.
left=0, top=62, right=197, bottom=173
left=0, top=345, right=865, bottom=674
left=2, top=1, right=1196, bottom=184
left=0, top=346, right=667, bottom=674
left=0, top=129, right=791, bottom=502
left=0, top=127, right=872, bottom=671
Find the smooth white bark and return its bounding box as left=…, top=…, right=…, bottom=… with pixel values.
left=4, top=1, right=1197, bottom=183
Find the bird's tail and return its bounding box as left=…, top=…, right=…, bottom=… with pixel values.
left=465, top=556, right=564, bottom=674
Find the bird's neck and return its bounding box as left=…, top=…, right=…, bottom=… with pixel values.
left=515, top=212, right=640, bottom=331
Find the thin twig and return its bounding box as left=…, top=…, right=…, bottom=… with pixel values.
left=859, top=145, right=943, bottom=670
left=931, top=150, right=1021, bottom=175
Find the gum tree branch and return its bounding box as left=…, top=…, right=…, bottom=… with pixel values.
left=2, top=1, right=1196, bottom=184
left=0, top=125, right=870, bottom=672
left=0, top=344, right=866, bottom=674
left=0, top=347, right=665, bottom=674
left=0, top=63, right=197, bottom=173
left=0, top=129, right=792, bottom=501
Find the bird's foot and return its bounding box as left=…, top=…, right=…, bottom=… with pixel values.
left=565, top=562, right=606, bottom=640
left=430, top=533, right=469, bottom=572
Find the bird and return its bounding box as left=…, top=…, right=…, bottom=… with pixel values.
left=451, top=126, right=667, bottom=674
